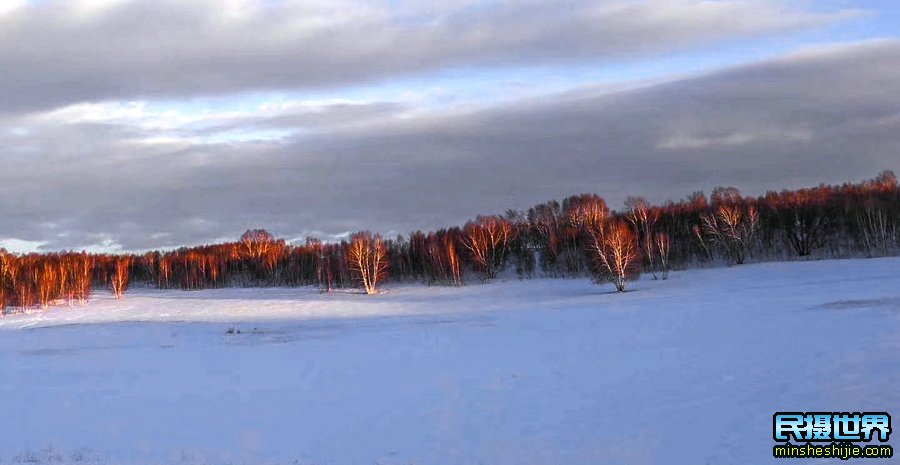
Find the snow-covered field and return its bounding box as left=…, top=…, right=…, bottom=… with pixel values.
left=1, top=258, right=899, bottom=464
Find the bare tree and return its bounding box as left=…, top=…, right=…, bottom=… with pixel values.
left=110, top=257, right=132, bottom=299
left=158, top=256, right=172, bottom=289
left=764, top=189, right=829, bottom=257
left=693, top=224, right=713, bottom=261
left=35, top=260, right=59, bottom=309
left=75, top=253, right=93, bottom=304
left=445, top=233, right=462, bottom=286
left=701, top=189, right=759, bottom=265
left=345, top=232, right=389, bottom=295
left=528, top=201, right=563, bottom=275
left=308, top=239, right=332, bottom=292
left=240, top=229, right=275, bottom=260
left=561, top=194, right=608, bottom=274
left=625, top=197, right=660, bottom=279
left=655, top=232, right=671, bottom=280
left=460, top=215, right=517, bottom=280
left=566, top=194, right=609, bottom=232
left=0, top=250, right=11, bottom=311
left=853, top=173, right=897, bottom=256
left=585, top=218, right=641, bottom=292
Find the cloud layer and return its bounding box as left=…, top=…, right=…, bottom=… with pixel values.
left=0, top=0, right=851, bottom=112
left=2, top=38, right=899, bottom=251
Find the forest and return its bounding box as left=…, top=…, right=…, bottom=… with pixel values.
left=0, top=171, right=897, bottom=313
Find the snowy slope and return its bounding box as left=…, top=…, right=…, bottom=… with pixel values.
left=1, top=257, right=899, bottom=464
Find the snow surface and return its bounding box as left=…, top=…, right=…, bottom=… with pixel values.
left=1, top=257, right=899, bottom=464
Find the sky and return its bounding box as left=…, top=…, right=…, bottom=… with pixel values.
left=0, top=0, right=898, bottom=252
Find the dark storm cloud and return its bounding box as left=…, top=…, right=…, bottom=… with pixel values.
left=0, top=0, right=852, bottom=113
left=2, top=39, right=898, bottom=251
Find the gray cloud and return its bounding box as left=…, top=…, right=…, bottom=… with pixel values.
left=0, top=0, right=852, bottom=113
left=1, top=39, right=898, bottom=251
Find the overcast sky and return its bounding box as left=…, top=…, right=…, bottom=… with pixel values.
left=1, top=0, right=898, bottom=252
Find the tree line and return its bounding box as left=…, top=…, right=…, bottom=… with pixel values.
left=0, top=171, right=897, bottom=313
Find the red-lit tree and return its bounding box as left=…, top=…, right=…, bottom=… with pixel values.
left=345, top=232, right=389, bottom=295
left=110, top=256, right=132, bottom=299
left=460, top=215, right=517, bottom=280
left=584, top=218, right=641, bottom=292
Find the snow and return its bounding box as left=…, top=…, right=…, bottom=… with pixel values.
left=1, top=257, right=899, bottom=464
